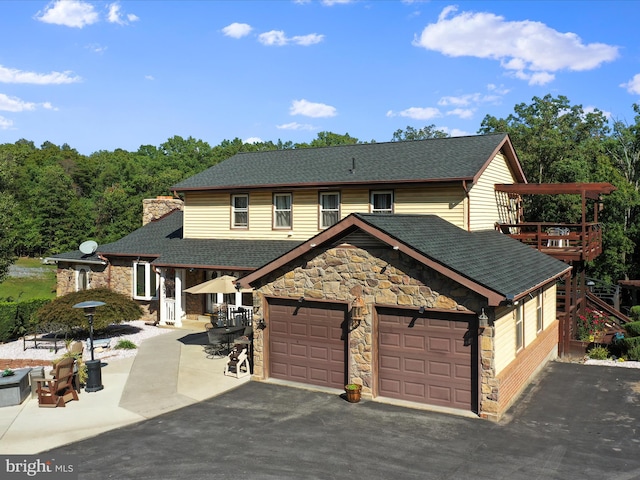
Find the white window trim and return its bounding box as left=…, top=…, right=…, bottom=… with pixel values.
left=515, top=304, right=524, bottom=351
left=370, top=190, right=394, bottom=214
left=536, top=290, right=543, bottom=333
left=75, top=265, right=90, bottom=292
left=133, top=261, right=158, bottom=300
left=273, top=193, right=292, bottom=229
left=232, top=194, right=249, bottom=229
left=320, top=192, right=340, bottom=229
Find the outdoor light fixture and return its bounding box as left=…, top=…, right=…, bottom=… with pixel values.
left=418, top=306, right=425, bottom=314
left=235, top=281, right=242, bottom=292
left=72, top=300, right=106, bottom=392
left=349, top=296, right=365, bottom=330
left=478, top=308, right=489, bottom=330
left=298, top=296, right=304, bottom=303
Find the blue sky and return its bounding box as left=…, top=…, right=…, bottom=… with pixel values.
left=1, top=0, right=639, bottom=155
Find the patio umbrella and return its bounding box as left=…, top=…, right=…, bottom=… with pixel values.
left=184, top=275, right=251, bottom=294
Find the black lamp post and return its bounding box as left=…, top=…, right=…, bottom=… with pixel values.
left=72, top=300, right=106, bottom=392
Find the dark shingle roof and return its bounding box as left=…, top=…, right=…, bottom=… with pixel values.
left=353, top=213, right=569, bottom=299
left=172, top=133, right=510, bottom=190
left=97, top=211, right=301, bottom=269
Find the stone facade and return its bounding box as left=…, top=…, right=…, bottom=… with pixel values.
left=251, top=244, right=498, bottom=414
left=142, top=196, right=183, bottom=226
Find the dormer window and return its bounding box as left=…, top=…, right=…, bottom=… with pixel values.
left=273, top=193, right=292, bottom=229
left=232, top=194, right=248, bottom=229
left=371, top=190, right=393, bottom=214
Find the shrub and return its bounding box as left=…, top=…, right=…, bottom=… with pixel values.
left=630, top=306, right=640, bottom=322
left=115, top=339, right=136, bottom=350
left=627, top=344, right=640, bottom=362
left=587, top=345, right=610, bottom=360
left=623, top=321, right=640, bottom=338
left=35, top=288, right=143, bottom=333
left=0, top=298, right=51, bottom=342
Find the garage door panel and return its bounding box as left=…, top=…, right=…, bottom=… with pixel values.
left=269, top=302, right=346, bottom=389
left=404, top=334, right=425, bottom=350
left=378, top=312, right=473, bottom=411
left=404, top=358, right=426, bottom=374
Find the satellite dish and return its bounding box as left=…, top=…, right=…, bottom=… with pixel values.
left=79, top=240, right=98, bottom=255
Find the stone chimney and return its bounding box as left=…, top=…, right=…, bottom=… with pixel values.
left=142, top=196, right=184, bottom=225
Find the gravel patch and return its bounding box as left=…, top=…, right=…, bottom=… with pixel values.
left=0, top=321, right=174, bottom=368
left=584, top=358, right=640, bottom=368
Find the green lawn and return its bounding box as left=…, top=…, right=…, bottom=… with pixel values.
left=0, top=257, right=57, bottom=301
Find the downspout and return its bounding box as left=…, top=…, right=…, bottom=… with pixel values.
left=98, top=254, right=111, bottom=288
left=462, top=180, right=471, bottom=231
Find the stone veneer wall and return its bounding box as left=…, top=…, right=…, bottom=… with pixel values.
left=251, top=245, right=494, bottom=411
left=142, top=197, right=183, bottom=226
left=56, top=259, right=158, bottom=323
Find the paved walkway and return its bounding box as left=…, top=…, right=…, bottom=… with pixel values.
left=0, top=326, right=249, bottom=454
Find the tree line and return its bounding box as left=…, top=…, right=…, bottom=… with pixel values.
left=1, top=94, right=640, bottom=286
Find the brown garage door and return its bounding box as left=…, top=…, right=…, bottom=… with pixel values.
left=268, top=300, right=347, bottom=389
left=378, top=310, right=474, bottom=411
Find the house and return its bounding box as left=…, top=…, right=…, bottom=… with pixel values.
left=49, top=133, right=574, bottom=420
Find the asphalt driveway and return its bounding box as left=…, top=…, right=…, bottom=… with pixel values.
left=50, top=362, right=640, bottom=480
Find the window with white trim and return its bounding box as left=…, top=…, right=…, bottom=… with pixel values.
left=273, top=193, right=292, bottom=229
left=515, top=303, right=524, bottom=351
left=320, top=192, right=340, bottom=228
left=371, top=190, right=393, bottom=214
left=76, top=266, right=90, bottom=291
left=536, top=290, right=543, bottom=332
left=232, top=194, right=248, bottom=228
left=133, top=262, right=158, bottom=300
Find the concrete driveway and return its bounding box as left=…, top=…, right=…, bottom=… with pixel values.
left=49, top=362, right=640, bottom=480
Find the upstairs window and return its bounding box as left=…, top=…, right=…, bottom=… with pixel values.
left=274, top=193, right=292, bottom=229
left=320, top=192, right=340, bottom=228
left=232, top=194, right=248, bottom=228
left=371, top=190, right=393, bottom=214
left=134, top=262, right=158, bottom=300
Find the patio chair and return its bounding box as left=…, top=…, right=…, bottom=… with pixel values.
left=205, top=328, right=227, bottom=358
left=36, top=357, right=79, bottom=407
left=224, top=344, right=250, bottom=378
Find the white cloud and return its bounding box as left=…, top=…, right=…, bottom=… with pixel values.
left=244, top=137, right=263, bottom=144
left=621, top=74, right=640, bottom=95
left=35, top=0, right=99, bottom=28
left=0, top=94, right=36, bottom=112
left=258, top=30, right=324, bottom=46
left=276, top=122, right=316, bottom=130
left=584, top=105, right=611, bottom=119
left=0, top=115, right=13, bottom=130
left=222, top=22, right=253, bottom=39
left=107, top=3, right=139, bottom=25
left=414, top=6, right=619, bottom=86
left=387, top=107, right=442, bottom=120
left=321, top=0, right=354, bottom=5
left=0, top=65, right=81, bottom=85
left=446, top=108, right=474, bottom=119
left=290, top=99, right=336, bottom=118
left=145, top=75, right=155, bottom=81
left=86, top=43, right=107, bottom=54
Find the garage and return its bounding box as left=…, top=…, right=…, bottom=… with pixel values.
left=268, top=300, right=347, bottom=389
left=377, top=309, right=476, bottom=411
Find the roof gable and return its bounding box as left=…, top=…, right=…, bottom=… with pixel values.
left=241, top=213, right=570, bottom=305
left=173, top=133, right=523, bottom=191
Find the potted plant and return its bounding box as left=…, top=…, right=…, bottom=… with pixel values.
left=344, top=383, right=362, bottom=403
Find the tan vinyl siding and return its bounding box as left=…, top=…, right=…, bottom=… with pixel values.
left=468, top=152, right=518, bottom=231
left=494, top=306, right=517, bottom=375
left=493, top=282, right=558, bottom=375
left=395, top=187, right=466, bottom=229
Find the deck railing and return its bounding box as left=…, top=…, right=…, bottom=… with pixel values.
left=495, top=222, right=602, bottom=262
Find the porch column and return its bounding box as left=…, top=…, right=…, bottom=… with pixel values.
left=174, top=269, right=183, bottom=327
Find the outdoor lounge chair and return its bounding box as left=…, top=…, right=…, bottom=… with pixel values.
left=36, top=357, right=79, bottom=407
left=224, top=344, right=250, bottom=378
